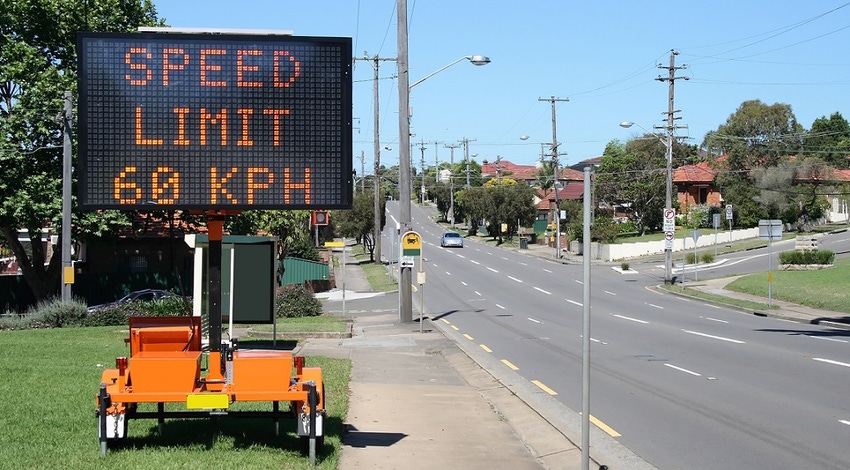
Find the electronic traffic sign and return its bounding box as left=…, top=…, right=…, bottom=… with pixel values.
left=77, top=32, right=352, bottom=210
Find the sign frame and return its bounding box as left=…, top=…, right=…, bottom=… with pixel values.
left=77, top=32, right=353, bottom=210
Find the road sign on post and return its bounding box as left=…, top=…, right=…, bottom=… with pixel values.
left=663, top=208, right=676, bottom=251
left=758, top=219, right=783, bottom=306
left=400, top=231, right=421, bottom=268
left=725, top=204, right=733, bottom=220
left=758, top=219, right=783, bottom=240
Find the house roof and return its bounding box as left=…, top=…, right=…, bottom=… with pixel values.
left=480, top=159, right=584, bottom=182
left=536, top=182, right=584, bottom=210
left=673, top=161, right=715, bottom=184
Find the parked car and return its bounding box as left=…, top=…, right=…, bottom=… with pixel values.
left=87, top=289, right=185, bottom=312
left=440, top=231, right=464, bottom=248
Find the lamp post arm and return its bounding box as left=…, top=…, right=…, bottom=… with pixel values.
left=409, top=56, right=468, bottom=91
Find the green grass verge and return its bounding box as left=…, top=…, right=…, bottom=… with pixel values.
left=349, top=246, right=397, bottom=292
left=0, top=326, right=350, bottom=469
left=247, top=315, right=350, bottom=333
left=662, top=284, right=775, bottom=311
left=724, top=257, right=850, bottom=314
left=664, top=256, right=850, bottom=313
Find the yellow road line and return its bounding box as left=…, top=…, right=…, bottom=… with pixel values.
left=580, top=413, right=622, bottom=437
left=479, top=344, right=492, bottom=353
left=463, top=333, right=474, bottom=341
left=531, top=380, right=558, bottom=395
left=441, top=319, right=451, bottom=325
left=501, top=359, right=519, bottom=370
left=450, top=325, right=459, bottom=331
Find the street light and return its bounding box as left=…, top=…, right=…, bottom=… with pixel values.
left=409, top=55, right=491, bottom=91
left=620, top=120, right=673, bottom=284
left=396, top=47, right=491, bottom=324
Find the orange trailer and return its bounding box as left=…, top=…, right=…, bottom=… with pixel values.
left=96, top=214, right=326, bottom=461
left=96, top=315, right=325, bottom=456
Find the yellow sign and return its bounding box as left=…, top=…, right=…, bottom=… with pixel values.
left=323, top=241, right=345, bottom=248
left=402, top=231, right=422, bottom=255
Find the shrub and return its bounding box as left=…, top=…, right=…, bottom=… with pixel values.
left=620, top=262, right=630, bottom=271
left=0, top=297, right=88, bottom=330
left=81, top=297, right=192, bottom=327
left=779, top=249, right=835, bottom=265
left=685, top=252, right=696, bottom=264
left=276, top=284, right=323, bottom=318
left=700, top=252, right=715, bottom=264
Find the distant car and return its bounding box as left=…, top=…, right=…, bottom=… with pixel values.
left=87, top=289, right=184, bottom=312
left=440, top=231, right=464, bottom=248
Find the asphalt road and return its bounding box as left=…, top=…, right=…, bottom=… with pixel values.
left=386, top=202, right=850, bottom=470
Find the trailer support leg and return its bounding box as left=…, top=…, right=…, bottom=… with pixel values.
left=157, top=402, right=165, bottom=435
left=273, top=401, right=280, bottom=437
left=308, top=384, right=317, bottom=465
left=98, top=384, right=109, bottom=456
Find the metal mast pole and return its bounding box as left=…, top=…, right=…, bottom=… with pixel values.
left=61, top=91, right=73, bottom=301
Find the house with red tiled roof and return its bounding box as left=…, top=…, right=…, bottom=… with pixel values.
left=672, top=161, right=723, bottom=212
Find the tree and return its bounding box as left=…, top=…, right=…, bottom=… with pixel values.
left=0, top=0, right=161, bottom=302
left=703, top=100, right=804, bottom=170
left=806, top=112, right=850, bottom=168
left=333, top=191, right=386, bottom=262
left=595, top=140, right=665, bottom=235
left=703, top=100, right=804, bottom=227
left=535, top=160, right=557, bottom=191
left=428, top=182, right=452, bottom=222
left=459, top=183, right=536, bottom=245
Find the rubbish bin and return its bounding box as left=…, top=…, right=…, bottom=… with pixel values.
left=519, top=237, right=528, bottom=249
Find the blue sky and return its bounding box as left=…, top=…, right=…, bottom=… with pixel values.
left=153, top=1, right=850, bottom=171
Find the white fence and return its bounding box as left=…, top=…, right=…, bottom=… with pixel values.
left=571, top=227, right=761, bottom=262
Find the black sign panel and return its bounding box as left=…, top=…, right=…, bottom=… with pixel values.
left=77, top=32, right=352, bottom=209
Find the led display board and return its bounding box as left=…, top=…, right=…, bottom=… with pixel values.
left=77, top=32, right=352, bottom=210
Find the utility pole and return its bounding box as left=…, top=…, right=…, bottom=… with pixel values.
left=355, top=150, right=365, bottom=194
left=445, top=143, right=461, bottom=227
left=655, top=50, right=688, bottom=284
left=397, top=0, right=413, bottom=323
left=538, top=96, right=569, bottom=259
left=431, top=141, right=443, bottom=185
left=459, top=137, right=476, bottom=188
left=354, top=53, right=397, bottom=266
left=495, top=154, right=502, bottom=184
left=419, top=140, right=427, bottom=204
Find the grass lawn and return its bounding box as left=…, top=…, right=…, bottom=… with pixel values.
left=666, top=256, right=850, bottom=313
left=248, top=315, right=350, bottom=333
left=351, top=246, right=398, bottom=292
left=0, top=326, right=350, bottom=470
left=725, top=257, right=850, bottom=314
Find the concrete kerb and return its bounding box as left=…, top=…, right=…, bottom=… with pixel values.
left=432, top=317, right=657, bottom=470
